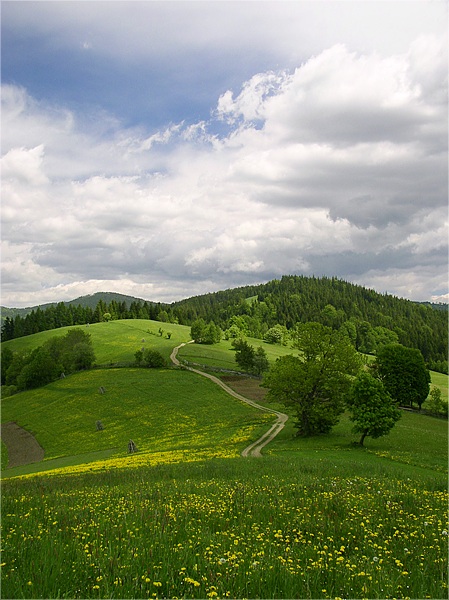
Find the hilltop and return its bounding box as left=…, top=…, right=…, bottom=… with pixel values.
left=2, top=275, right=447, bottom=370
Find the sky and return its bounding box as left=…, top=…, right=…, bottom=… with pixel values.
left=1, top=1, right=448, bottom=308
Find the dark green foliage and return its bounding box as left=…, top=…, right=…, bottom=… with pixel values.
left=170, top=276, right=447, bottom=368
left=252, top=346, right=270, bottom=376
left=134, top=348, right=166, bottom=368
left=231, top=339, right=269, bottom=376
left=1, top=346, right=14, bottom=385
left=264, top=322, right=362, bottom=436
left=376, top=344, right=430, bottom=409
left=232, top=338, right=255, bottom=372
left=190, top=319, right=222, bottom=344
left=16, top=348, right=62, bottom=390
left=347, top=372, right=401, bottom=446
left=3, top=329, right=95, bottom=393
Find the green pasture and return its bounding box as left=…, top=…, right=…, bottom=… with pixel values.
left=177, top=336, right=299, bottom=369
left=1, top=368, right=271, bottom=478
left=2, top=456, right=447, bottom=599
left=2, top=319, right=192, bottom=364
left=430, top=370, right=448, bottom=401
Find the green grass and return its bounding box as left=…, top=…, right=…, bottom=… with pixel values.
left=269, top=408, right=448, bottom=475
left=429, top=370, right=448, bottom=402
left=2, top=458, right=447, bottom=599
left=177, top=337, right=299, bottom=370
left=1, top=321, right=447, bottom=598
left=2, top=319, right=192, bottom=365
left=1, top=368, right=271, bottom=478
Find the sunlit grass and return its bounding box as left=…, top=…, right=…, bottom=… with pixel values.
left=2, top=319, right=192, bottom=364
left=2, top=458, right=447, bottom=599
left=1, top=368, right=271, bottom=477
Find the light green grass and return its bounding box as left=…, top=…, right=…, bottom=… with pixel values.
left=2, top=319, right=192, bottom=364
left=1, top=368, right=271, bottom=477
left=269, top=408, right=448, bottom=474
left=429, top=370, right=448, bottom=401
left=177, top=337, right=299, bottom=370
left=2, top=457, right=447, bottom=599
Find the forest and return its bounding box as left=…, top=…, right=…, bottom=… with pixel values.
left=2, top=275, right=447, bottom=372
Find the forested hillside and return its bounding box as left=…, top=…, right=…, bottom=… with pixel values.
left=170, top=276, right=447, bottom=369
left=2, top=275, right=447, bottom=370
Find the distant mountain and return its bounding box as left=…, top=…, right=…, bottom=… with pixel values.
left=1, top=292, right=152, bottom=322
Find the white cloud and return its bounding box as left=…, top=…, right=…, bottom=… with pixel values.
left=1, top=30, right=447, bottom=307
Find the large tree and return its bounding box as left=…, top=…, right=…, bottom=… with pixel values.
left=347, top=372, right=401, bottom=446
left=263, top=322, right=362, bottom=436
left=375, top=344, right=430, bottom=409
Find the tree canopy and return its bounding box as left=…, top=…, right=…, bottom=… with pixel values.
left=347, top=371, right=401, bottom=446
left=375, top=344, right=430, bottom=409
left=2, top=328, right=96, bottom=394
left=263, top=322, right=362, bottom=436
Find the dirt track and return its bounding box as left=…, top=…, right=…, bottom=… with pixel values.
left=170, top=343, right=288, bottom=457
left=1, top=421, right=45, bottom=468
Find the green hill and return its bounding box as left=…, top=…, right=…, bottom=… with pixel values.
left=2, top=276, right=448, bottom=370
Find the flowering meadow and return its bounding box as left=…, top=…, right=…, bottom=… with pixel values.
left=2, top=456, right=447, bottom=600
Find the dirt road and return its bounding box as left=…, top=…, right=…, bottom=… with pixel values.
left=170, top=343, right=288, bottom=457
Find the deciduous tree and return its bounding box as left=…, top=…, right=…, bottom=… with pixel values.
left=263, top=322, right=362, bottom=436
left=375, top=344, right=430, bottom=409
left=347, top=371, right=401, bottom=446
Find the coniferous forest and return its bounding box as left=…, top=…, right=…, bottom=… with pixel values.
left=2, top=275, right=447, bottom=372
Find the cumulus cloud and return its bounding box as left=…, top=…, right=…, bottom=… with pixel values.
left=1, top=32, right=447, bottom=307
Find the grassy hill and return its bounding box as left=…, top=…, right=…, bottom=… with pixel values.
left=1, top=319, right=448, bottom=599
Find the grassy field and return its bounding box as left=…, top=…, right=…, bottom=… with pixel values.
left=2, top=457, right=447, bottom=599
left=1, top=368, right=272, bottom=478
left=1, top=320, right=448, bottom=598
left=2, top=319, right=192, bottom=364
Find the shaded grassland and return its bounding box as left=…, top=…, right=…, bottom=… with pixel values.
left=1, top=321, right=448, bottom=599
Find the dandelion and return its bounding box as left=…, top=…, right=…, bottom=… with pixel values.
left=153, top=581, right=162, bottom=587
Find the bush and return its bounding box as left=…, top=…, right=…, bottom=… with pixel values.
left=135, top=349, right=166, bottom=368
left=424, top=388, right=448, bottom=417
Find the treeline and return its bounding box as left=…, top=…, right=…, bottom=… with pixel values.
left=2, top=275, right=447, bottom=372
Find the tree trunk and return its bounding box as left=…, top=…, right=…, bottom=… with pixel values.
left=359, top=431, right=368, bottom=446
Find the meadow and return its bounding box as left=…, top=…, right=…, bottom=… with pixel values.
left=1, top=319, right=448, bottom=599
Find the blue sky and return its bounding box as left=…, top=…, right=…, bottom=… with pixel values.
left=1, top=1, right=448, bottom=307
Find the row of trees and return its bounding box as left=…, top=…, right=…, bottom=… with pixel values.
left=1, top=329, right=96, bottom=395
left=1, top=299, right=168, bottom=341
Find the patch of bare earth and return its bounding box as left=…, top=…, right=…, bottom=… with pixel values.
left=221, top=376, right=268, bottom=403
left=1, top=422, right=44, bottom=468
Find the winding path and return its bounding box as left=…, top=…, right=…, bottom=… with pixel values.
left=170, top=343, right=288, bottom=457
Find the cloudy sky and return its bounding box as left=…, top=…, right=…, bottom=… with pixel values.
left=1, top=1, right=447, bottom=308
